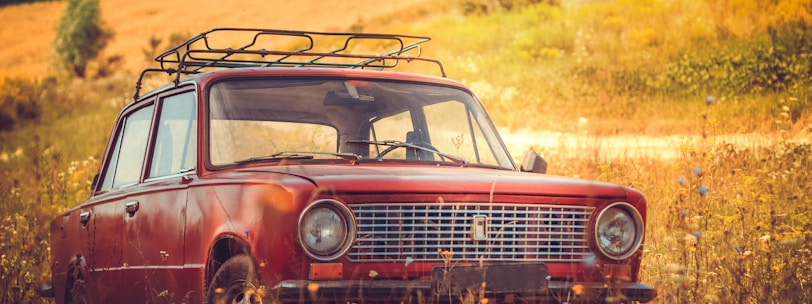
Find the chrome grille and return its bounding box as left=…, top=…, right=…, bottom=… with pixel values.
left=348, top=203, right=594, bottom=262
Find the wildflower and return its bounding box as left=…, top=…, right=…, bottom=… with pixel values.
left=684, top=233, right=698, bottom=244
left=703, top=294, right=720, bottom=303
left=706, top=96, right=715, bottom=105
left=545, top=275, right=552, bottom=281
left=577, top=117, right=588, bottom=129
left=692, top=231, right=701, bottom=242
left=697, top=186, right=709, bottom=196
left=665, top=263, right=686, bottom=273
left=404, top=256, right=414, bottom=267
left=692, top=167, right=702, bottom=177
left=670, top=274, right=691, bottom=283
left=441, top=250, right=454, bottom=261
left=368, top=270, right=378, bottom=278
left=772, top=265, right=781, bottom=273
left=307, top=282, right=320, bottom=293
left=572, top=284, right=584, bottom=296
left=677, top=177, right=685, bottom=185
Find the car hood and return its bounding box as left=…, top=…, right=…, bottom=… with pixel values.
left=238, top=164, right=629, bottom=198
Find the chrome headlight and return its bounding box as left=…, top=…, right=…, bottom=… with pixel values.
left=297, top=199, right=355, bottom=261
left=594, top=202, right=644, bottom=260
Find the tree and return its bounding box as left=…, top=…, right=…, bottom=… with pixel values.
left=54, top=0, right=113, bottom=78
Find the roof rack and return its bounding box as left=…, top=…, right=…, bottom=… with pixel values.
left=134, top=28, right=446, bottom=99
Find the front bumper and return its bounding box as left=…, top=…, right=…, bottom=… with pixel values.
left=271, top=280, right=657, bottom=303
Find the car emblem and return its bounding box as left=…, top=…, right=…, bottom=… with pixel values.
left=471, top=215, right=488, bottom=241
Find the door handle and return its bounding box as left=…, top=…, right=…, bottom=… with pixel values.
left=79, top=211, right=91, bottom=226
left=125, top=200, right=140, bottom=216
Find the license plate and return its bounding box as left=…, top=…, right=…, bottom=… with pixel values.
left=431, top=263, right=548, bottom=295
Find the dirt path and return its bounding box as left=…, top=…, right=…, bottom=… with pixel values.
left=500, top=130, right=802, bottom=160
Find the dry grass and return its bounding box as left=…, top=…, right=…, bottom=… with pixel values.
left=0, top=0, right=432, bottom=77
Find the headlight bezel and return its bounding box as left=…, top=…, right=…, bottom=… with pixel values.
left=297, top=199, right=356, bottom=261
left=593, top=202, right=644, bottom=260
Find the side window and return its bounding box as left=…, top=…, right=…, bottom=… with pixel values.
left=149, top=92, right=197, bottom=178
left=101, top=105, right=155, bottom=190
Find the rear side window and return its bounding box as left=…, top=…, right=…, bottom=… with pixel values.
left=101, top=105, right=155, bottom=190
left=149, top=92, right=197, bottom=178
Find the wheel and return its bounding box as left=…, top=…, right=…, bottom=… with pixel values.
left=68, top=283, right=89, bottom=304
left=206, top=255, right=263, bottom=304
left=65, top=265, right=89, bottom=304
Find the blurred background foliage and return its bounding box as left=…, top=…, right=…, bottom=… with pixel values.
left=1, top=0, right=811, bottom=302
left=0, top=0, right=53, bottom=7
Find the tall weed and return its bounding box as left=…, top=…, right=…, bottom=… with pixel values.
left=539, top=100, right=812, bottom=303
left=0, top=75, right=126, bottom=303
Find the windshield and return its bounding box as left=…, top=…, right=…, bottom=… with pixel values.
left=208, top=78, right=514, bottom=169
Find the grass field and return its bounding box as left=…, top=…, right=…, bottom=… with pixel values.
left=1, top=0, right=811, bottom=303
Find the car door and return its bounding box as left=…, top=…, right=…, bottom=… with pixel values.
left=119, top=89, right=197, bottom=302
left=81, top=102, right=155, bottom=303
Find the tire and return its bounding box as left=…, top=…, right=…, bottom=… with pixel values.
left=68, top=283, right=89, bottom=304
left=206, top=255, right=263, bottom=304
left=65, top=265, right=89, bottom=304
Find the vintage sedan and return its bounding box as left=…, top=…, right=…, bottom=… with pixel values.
left=43, top=28, right=656, bottom=303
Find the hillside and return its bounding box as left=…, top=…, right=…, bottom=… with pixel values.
left=0, top=0, right=432, bottom=77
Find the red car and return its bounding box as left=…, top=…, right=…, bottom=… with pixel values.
left=43, top=28, right=656, bottom=303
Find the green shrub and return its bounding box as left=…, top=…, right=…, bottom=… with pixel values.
left=54, top=0, right=113, bottom=78
left=0, top=77, right=41, bottom=132
left=664, top=22, right=812, bottom=97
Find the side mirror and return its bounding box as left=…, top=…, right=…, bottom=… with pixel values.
left=520, top=150, right=547, bottom=174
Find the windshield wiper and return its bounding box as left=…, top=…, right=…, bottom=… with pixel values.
left=346, top=139, right=468, bottom=166
left=234, top=151, right=361, bottom=166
